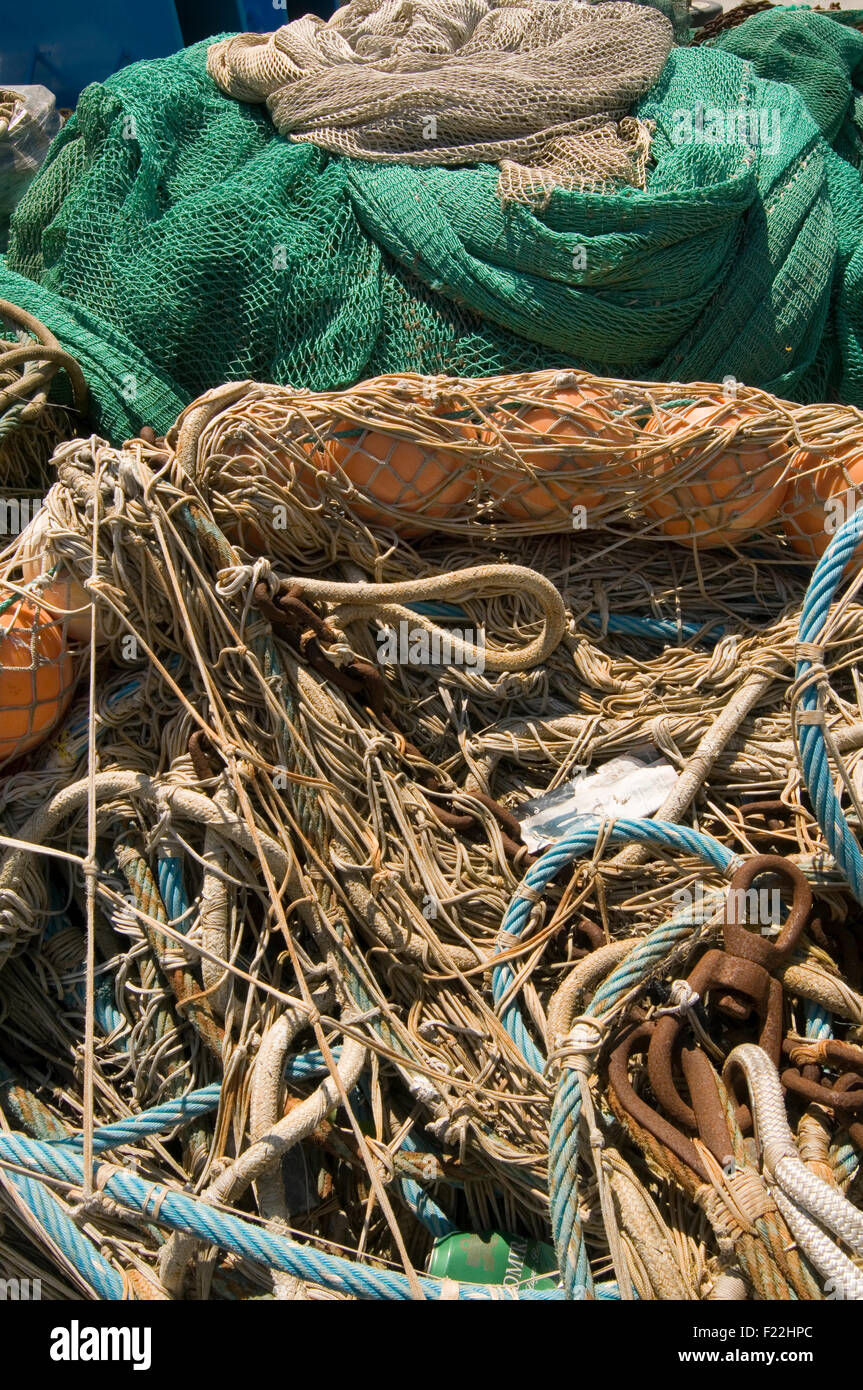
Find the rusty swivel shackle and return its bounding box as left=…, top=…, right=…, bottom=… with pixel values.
left=607, top=854, right=811, bottom=1181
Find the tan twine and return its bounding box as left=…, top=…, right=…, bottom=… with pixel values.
left=206, top=0, right=672, bottom=204
left=2, top=363, right=863, bottom=1297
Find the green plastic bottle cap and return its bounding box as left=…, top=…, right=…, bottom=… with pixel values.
left=427, top=1230, right=560, bottom=1292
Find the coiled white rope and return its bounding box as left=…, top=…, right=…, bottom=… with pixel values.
left=724, top=1043, right=863, bottom=1299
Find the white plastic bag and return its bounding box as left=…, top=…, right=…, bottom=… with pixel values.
left=516, top=747, right=678, bottom=852
left=0, top=85, right=61, bottom=245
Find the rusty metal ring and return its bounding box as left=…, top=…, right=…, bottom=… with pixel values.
left=722, top=853, right=811, bottom=968
left=781, top=1069, right=863, bottom=1112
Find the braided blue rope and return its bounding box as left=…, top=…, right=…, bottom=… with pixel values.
left=491, top=820, right=734, bottom=1297
left=394, top=1125, right=458, bottom=1239
left=804, top=1001, right=832, bottom=1042
left=398, top=1180, right=457, bottom=1240
left=57, top=1059, right=456, bottom=1248
left=56, top=1063, right=458, bottom=1248
left=55, top=1049, right=346, bottom=1149
left=548, top=889, right=726, bottom=1299
left=0, top=1133, right=573, bottom=1300
left=586, top=613, right=725, bottom=647
left=493, top=817, right=737, bottom=1069
left=796, top=505, right=863, bottom=902
left=57, top=1085, right=222, bottom=1151
left=7, top=1083, right=220, bottom=1297
left=4, top=1169, right=124, bottom=1299
left=284, top=1047, right=342, bottom=1079
left=407, top=604, right=726, bottom=647
left=156, top=851, right=190, bottom=928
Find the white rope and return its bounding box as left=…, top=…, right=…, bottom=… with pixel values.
left=277, top=564, right=568, bottom=672
left=725, top=1043, right=863, bottom=1291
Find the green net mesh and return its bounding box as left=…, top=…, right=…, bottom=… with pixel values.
left=2, top=8, right=863, bottom=440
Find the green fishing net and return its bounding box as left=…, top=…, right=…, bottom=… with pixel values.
left=3, top=8, right=863, bottom=439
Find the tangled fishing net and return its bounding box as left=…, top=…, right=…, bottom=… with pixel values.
left=2, top=366, right=863, bottom=1298
left=207, top=0, right=671, bottom=202
left=5, top=3, right=863, bottom=439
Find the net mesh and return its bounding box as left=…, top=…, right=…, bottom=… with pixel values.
left=206, top=0, right=672, bottom=201
left=3, top=371, right=863, bottom=1296
left=2, top=6, right=863, bottom=439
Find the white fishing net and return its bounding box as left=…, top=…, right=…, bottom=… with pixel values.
left=208, top=0, right=673, bottom=200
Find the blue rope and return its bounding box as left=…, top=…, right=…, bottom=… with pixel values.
left=391, top=1121, right=458, bottom=1239
left=284, top=1048, right=342, bottom=1079
left=407, top=603, right=725, bottom=648
left=4, top=1169, right=124, bottom=1300
left=585, top=613, right=725, bottom=646
left=795, top=519, right=863, bottom=1184
left=832, top=1141, right=860, bottom=1188
left=795, top=505, right=863, bottom=902
left=156, top=851, right=190, bottom=929
left=0, top=1133, right=573, bottom=1300
left=55, top=1048, right=349, bottom=1149
left=548, top=890, right=726, bottom=1300
left=492, top=817, right=737, bottom=1070
left=57, top=1085, right=223, bottom=1151
left=491, top=820, right=735, bottom=1296
left=58, top=1066, right=458, bottom=1246
left=803, top=1002, right=832, bottom=1042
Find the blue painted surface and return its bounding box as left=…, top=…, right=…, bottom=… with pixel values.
left=0, top=0, right=340, bottom=111
left=241, top=0, right=340, bottom=25
left=0, top=0, right=185, bottom=110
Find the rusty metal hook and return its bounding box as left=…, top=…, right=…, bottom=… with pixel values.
left=606, top=1021, right=710, bottom=1183
left=647, top=855, right=810, bottom=1135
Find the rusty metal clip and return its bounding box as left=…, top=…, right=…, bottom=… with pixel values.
left=648, top=855, right=810, bottom=1133
left=606, top=1021, right=710, bottom=1183
left=781, top=1037, right=863, bottom=1112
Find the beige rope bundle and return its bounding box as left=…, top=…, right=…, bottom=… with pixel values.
left=0, top=300, right=88, bottom=492
left=5, top=363, right=863, bottom=1298
left=207, top=0, right=672, bottom=200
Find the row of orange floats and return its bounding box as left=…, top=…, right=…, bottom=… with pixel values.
left=2, top=384, right=862, bottom=769
left=234, top=387, right=863, bottom=556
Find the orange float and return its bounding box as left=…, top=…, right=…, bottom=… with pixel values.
left=781, top=446, right=863, bottom=561
left=19, top=510, right=94, bottom=644
left=0, top=591, right=77, bottom=765
left=639, top=400, right=789, bottom=548
left=315, top=422, right=474, bottom=535
left=481, top=385, right=634, bottom=523
left=219, top=420, right=473, bottom=542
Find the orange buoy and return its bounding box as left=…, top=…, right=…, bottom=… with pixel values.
left=220, top=423, right=473, bottom=542
left=639, top=401, right=789, bottom=548
left=19, top=510, right=94, bottom=644
left=0, top=591, right=77, bottom=765
left=482, top=386, right=634, bottom=523
left=306, top=423, right=474, bottom=537
left=781, top=447, right=863, bottom=561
